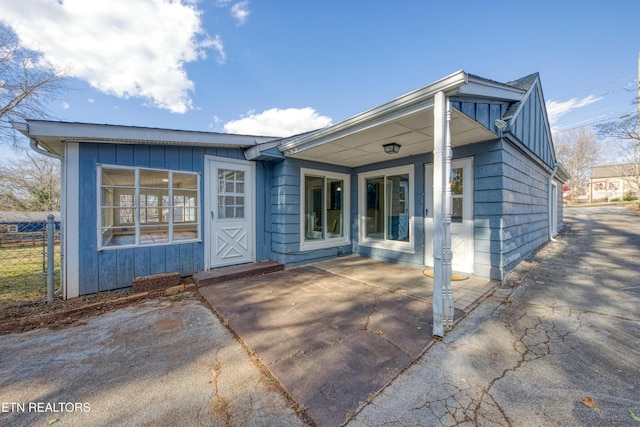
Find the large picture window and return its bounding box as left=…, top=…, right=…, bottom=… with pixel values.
left=300, top=168, right=350, bottom=250
left=359, top=165, right=414, bottom=252
left=98, top=165, right=199, bottom=248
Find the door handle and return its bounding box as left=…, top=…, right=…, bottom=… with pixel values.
left=211, top=211, right=214, bottom=219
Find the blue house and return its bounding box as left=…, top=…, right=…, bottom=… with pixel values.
left=15, top=70, right=569, bottom=306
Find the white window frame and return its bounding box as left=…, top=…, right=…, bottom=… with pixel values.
left=299, top=168, right=351, bottom=251
left=358, top=165, right=415, bottom=253
left=97, top=164, right=201, bottom=250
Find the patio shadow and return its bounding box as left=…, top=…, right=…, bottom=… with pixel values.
left=199, top=265, right=464, bottom=426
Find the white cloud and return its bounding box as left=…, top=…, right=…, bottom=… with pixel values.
left=231, top=1, right=250, bottom=25
left=0, top=0, right=225, bottom=113
left=546, top=95, right=601, bottom=126
left=224, top=107, right=332, bottom=136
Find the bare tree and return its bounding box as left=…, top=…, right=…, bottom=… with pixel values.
left=595, top=114, right=640, bottom=198
left=555, top=126, right=601, bottom=204
left=0, top=151, right=61, bottom=211
left=0, top=21, right=69, bottom=145
left=596, top=114, right=639, bottom=143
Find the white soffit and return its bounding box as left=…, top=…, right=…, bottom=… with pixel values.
left=287, top=108, right=497, bottom=167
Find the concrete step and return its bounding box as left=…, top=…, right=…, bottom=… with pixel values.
left=193, top=260, right=285, bottom=288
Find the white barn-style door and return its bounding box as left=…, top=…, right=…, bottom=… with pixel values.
left=206, top=156, right=254, bottom=268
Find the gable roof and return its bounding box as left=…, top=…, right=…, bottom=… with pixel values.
left=276, top=70, right=531, bottom=167
left=500, top=73, right=557, bottom=168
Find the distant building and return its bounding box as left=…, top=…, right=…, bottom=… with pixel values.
left=589, top=164, right=640, bottom=202
left=0, top=211, right=61, bottom=233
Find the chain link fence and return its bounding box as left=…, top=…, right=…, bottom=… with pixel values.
left=0, top=212, right=61, bottom=308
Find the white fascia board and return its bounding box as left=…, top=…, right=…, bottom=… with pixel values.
left=279, top=70, right=469, bottom=154
left=457, top=76, right=524, bottom=101
left=22, top=120, right=278, bottom=147
left=244, top=140, right=285, bottom=160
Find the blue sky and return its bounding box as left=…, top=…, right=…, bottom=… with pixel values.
left=1, top=0, right=638, bottom=157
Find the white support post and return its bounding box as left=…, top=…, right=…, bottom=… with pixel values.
left=443, top=100, right=454, bottom=330
left=433, top=91, right=454, bottom=337
left=432, top=91, right=445, bottom=338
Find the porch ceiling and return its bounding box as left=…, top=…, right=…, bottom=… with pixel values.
left=285, top=108, right=498, bottom=168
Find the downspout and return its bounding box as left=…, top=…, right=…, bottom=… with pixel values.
left=548, top=164, right=558, bottom=242
left=30, top=138, right=66, bottom=297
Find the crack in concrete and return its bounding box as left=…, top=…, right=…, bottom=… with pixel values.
left=211, top=349, right=232, bottom=426
left=362, top=295, right=378, bottom=332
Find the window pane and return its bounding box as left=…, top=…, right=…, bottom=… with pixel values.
left=173, top=223, right=198, bottom=241
left=386, top=174, right=409, bottom=241
left=305, top=176, right=323, bottom=240
left=119, top=193, right=134, bottom=207
left=451, top=168, right=463, bottom=195
left=140, top=224, right=169, bottom=244
left=450, top=167, right=463, bottom=223
left=101, top=207, right=113, bottom=228
left=99, top=166, right=199, bottom=248
left=140, top=170, right=168, bottom=188
left=173, top=172, right=197, bottom=190
left=115, top=207, right=135, bottom=225
left=452, top=198, right=463, bottom=223
left=365, top=177, right=384, bottom=239
left=102, top=168, right=134, bottom=187
left=217, top=169, right=243, bottom=220
left=327, top=179, right=343, bottom=238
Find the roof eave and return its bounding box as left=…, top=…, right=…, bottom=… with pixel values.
left=13, top=120, right=279, bottom=149
left=279, top=70, right=470, bottom=155
left=459, top=75, right=525, bottom=101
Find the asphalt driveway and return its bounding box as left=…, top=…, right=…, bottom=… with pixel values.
left=351, top=205, right=640, bottom=426
left=0, top=296, right=306, bottom=427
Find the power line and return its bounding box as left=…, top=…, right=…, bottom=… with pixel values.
left=548, top=75, right=636, bottom=102
left=552, top=110, right=636, bottom=134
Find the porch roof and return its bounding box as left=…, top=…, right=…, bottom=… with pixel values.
left=278, top=70, right=524, bottom=168
left=13, top=120, right=279, bottom=157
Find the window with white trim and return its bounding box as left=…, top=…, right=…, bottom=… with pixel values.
left=98, top=165, right=200, bottom=248
left=300, top=168, right=350, bottom=250
left=359, top=165, right=414, bottom=252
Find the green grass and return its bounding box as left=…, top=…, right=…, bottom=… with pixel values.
left=0, top=245, right=61, bottom=310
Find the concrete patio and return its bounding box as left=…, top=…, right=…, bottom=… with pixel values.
left=197, top=255, right=497, bottom=426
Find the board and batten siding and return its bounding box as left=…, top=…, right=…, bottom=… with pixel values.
left=509, top=82, right=555, bottom=168
left=74, top=142, right=246, bottom=296
left=450, top=99, right=509, bottom=134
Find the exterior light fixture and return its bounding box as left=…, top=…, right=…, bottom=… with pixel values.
left=494, top=119, right=507, bottom=132
left=383, top=142, right=401, bottom=154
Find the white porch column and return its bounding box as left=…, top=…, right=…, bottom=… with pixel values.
left=432, top=91, right=454, bottom=337
left=443, top=99, right=454, bottom=329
